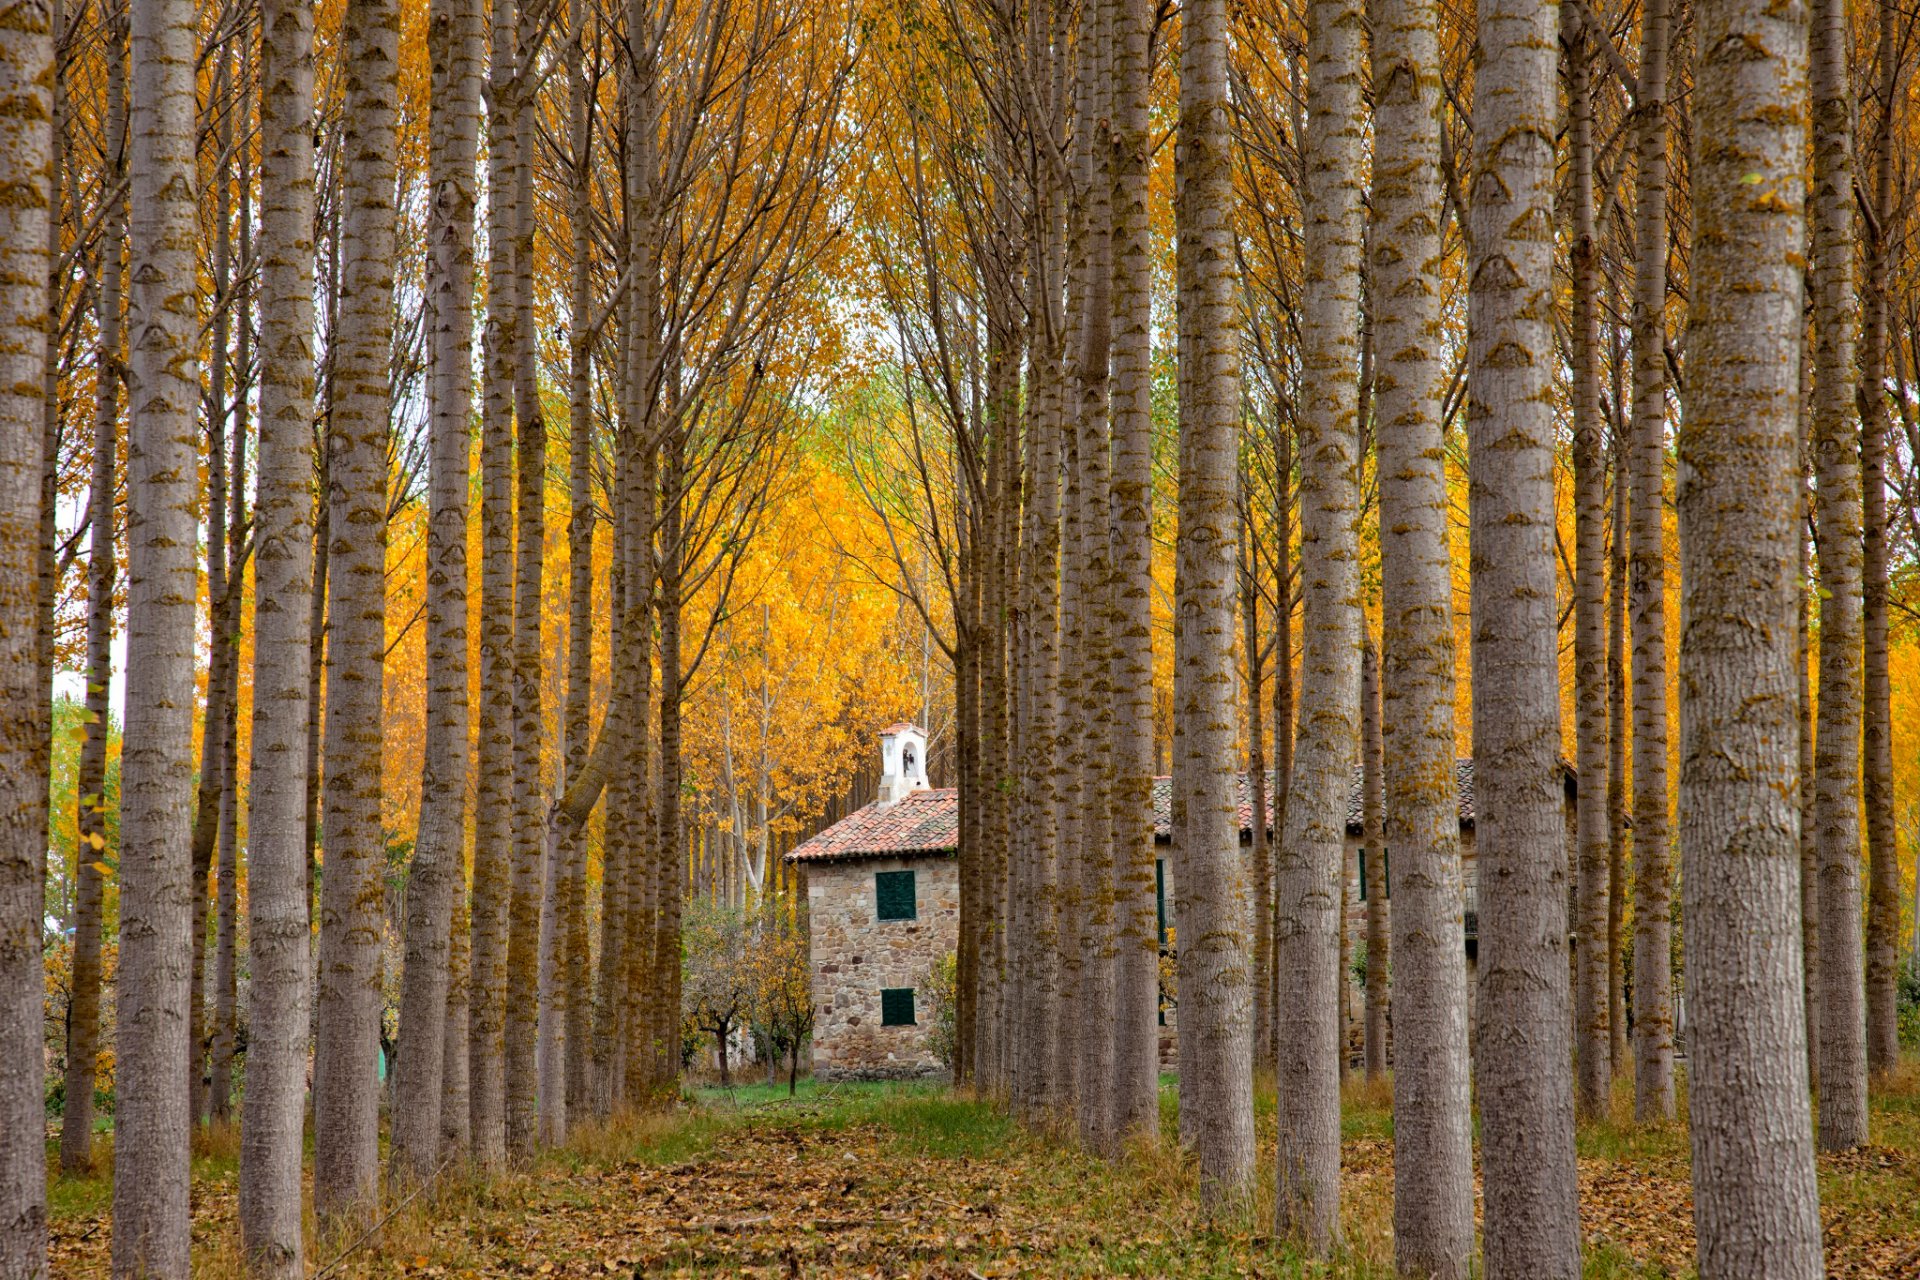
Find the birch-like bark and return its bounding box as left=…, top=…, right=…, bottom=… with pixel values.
left=1678, top=0, right=1824, bottom=1265
left=113, top=0, right=199, bottom=1263
left=1607, top=412, right=1629, bottom=1079
left=392, top=0, right=481, bottom=1182
left=62, top=5, right=124, bottom=1177
left=1173, top=0, right=1255, bottom=1205
left=1370, top=0, right=1473, bottom=1263
left=506, top=0, right=546, bottom=1155
left=1810, top=0, right=1869, bottom=1152
left=558, top=0, right=597, bottom=1116
left=469, top=0, right=519, bottom=1163
left=1565, top=2, right=1611, bottom=1119
left=1468, top=0, right=1581, bottom=1264
left=1859, top=0, right=1901, bottom=1078
left=1274, top=0, right=1364, bottom=1246
left=1072, top=0, right=1117, bottom=1149
left=1360, top=639, right=1386, bottom=1080
left=314, top=0, right=398, bottom=1220
left=1628, top=0, right=1676, bottom=1123
left=0, top=0, right=52, bottom=1270
left=238, top=0, right=317, bottom=1265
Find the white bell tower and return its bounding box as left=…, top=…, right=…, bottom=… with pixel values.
left=875, top=722, right=929, bottom=805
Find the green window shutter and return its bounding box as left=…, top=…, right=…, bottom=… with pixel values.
left=1384, top=848, right=1390, bottom=899
left=881, top=987, right=916, bottom=1026
left=1155, top=858, right=1166, bottom=945
left=1358, top=849, right=1367, bottom=901
left=875, top=869, right=917, bottom=921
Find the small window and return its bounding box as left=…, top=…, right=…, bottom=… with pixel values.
left=881, top=987, right=916, bottom=1026
left=875, top=869, right=917, bottom=921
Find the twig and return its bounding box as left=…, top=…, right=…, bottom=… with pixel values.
left=311, top=1154, right=454, bottom=1280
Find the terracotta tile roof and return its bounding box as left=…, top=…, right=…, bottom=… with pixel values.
left=786, top=788, right=960, bottom=863
left=877, top=721, right=924, bottom=736
left=789, top=759, right=1580, bottom=863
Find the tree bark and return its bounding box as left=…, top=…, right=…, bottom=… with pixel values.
left=313, top=0, right=398, bottom=1222
left=1173, top=0, right=1256, bottom=1205
left=1810, top=0, right=1869, bottom=1152
left=1628, top=0, right=1676, bottom=1124
left=391, top=0, right=481, bottom=1183
left=0, top=0, right=53, bottom=1271
left=1565, top=0, right=1611, bottom=1121
left=1360, top=639, right=1386, bottom=1080
left=1678, top=0, right=1825, bottom=1265
left=238, top=0, right=318, bottom=1267
left=1467, top=0, right=1582, bottom=1264
left=1273, top=0, right=1364, bottom=1246
left=469, top=0, right=519, bottom=1163
left=1369, top=0, right=1473, bottom=1263
left=113, top=0, right=200, bottom=1264
left=506, top=0, right=546, bottom=1155
left=1859, top=0, right=1901, bottom=1079
left=61, top=5, right=124, bottom=1177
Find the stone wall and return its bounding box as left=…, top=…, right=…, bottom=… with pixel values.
left=804, top=855, right=959, bottom=1081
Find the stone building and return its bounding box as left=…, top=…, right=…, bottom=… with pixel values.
left=789, top=726, right=1579, bottom=1080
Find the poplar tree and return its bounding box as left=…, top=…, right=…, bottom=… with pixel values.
left=1678, top=0, right=1824, bottom=1264
left=1274, top=0, right=1364, bottom=1246
left=1467, top=0, right=1582, bottom=1264
left=239, top=0, right=319, bottom=1264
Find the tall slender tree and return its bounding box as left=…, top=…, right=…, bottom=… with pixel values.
left=314, top=0, right=399, bottom=1218
left=1809, top=0, right=1869, bottom=1153
left=1467, top=0, right=1582, bottom=1265
left=1370, top=0, right=1474, bottom=1264
left=113, top=0, right=200, bottom=1263
left=1628, top=0, right=1676, bottom=1124
left=392, top=0, right=482, bottom=1181
left=1173, top=0, right=1256, bottom=1205
left=0, top=0, right=53, bottom=1271
left=1274, top=0, right=1364, bottom=1246
left=239, top=0, right=319, bottom=1264
left=470, top=0, right=520, bottom=1162
left=1677, top=0, right=1824, bottom=1264
left=61, top=0, right=126, bottom=1177
left=1565, top=0, right=1612, bottom=1120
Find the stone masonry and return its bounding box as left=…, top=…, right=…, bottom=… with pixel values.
left=803, top=854, right=958, bottom=1081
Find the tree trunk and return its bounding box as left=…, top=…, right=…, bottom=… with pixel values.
left=655, top=433, right=688, bottom=1100
left=1810, top=0, right=1869, bottom=1152
left=62, top=6, right=125, bottom=1177
left=1072, top=0, right=1116, bottom=1148
left=1628, top=0, right=1676, bottom=1124
left=560, top=0, right=597, bottom=1118
left=391, top=0, right=481, bottom=1183
left=441, top=895, right=472, bottom=1159
left=1798, top=305, right=1820, bottom=1095
left=1677, top=0, right=1825, bottom=1265
left=506, top=0, right=547, bottom=1155
left=313, top=0, right=398, bottom=1220
left=1360, top=640, right=1386, bottom=1081
left=1565, top=1, right=1611, bottom=1122
left=0, top=0, right=53, bottom=1271
left=113, top=0, right=201, bottom=1263
left=1859, top=0, right=1901, bottom=1079
left=238, top=0, right=318, bottom=1267
left=1467, top=0, right=1582, bottom=1264
left=1273, top=0, right=1364, bottom=1246
left=469, top=0, right=519, bottom=1164
left=1016, top=106, right=1066, bottom=1123
left=1607, top=350, right=1629, bottom=1081
left=191, top=64, right=236, bottom=1117
left=1270, top=421, right=1294, bottom=1071
left=1173, top=0, right=1256, bottom=1206
left=211, top=75, right=253, bottom=1128
left=1369, top=0, right=1473, bottom=1262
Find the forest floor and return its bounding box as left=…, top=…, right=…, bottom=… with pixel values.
left=46, top=1058, right=1920, bottom=1278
